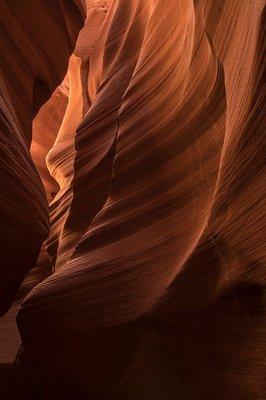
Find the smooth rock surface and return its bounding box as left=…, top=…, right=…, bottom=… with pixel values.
left=0, top=1, right=265, bottom=399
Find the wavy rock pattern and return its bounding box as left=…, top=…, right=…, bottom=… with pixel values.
left=0, top=0, right=84, bottom=316
left=22, top=0, right=227, bottom=326
left=0, top=0, right=265, bottom=399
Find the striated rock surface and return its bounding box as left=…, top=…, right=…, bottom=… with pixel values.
left=0, top=0, right=265, bottom=399
left=0, top=0, right=84, bottom=316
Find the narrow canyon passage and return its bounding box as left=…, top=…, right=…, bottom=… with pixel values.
left=0, top=1, right=265, bottom=399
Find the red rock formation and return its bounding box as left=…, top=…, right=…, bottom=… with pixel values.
left=0, top=1, right=265, bottom=399
left=0, top=0, right=85, bottom=316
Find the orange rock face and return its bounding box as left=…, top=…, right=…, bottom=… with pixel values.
left=0, top=1, right=265, bottom=399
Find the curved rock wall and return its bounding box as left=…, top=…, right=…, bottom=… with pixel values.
left=0, top=1, right=264, bottom=399
left=0, top=0, right=84, bottom=315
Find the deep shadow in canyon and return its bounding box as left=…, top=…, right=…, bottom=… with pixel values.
left=0, top=1, right=265, bottom=399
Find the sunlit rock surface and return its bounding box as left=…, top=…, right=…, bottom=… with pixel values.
left=0, top=0, right=84, bottom=316
left=0, top=1, right=265, bottom=399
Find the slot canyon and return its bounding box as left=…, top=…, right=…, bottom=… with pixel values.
left=0, top=1, right=265, bottom=399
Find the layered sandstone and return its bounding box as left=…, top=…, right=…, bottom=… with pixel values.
left=0, top=1, right=265, bottom=399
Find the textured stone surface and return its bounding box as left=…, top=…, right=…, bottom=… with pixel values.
left=0, top=0, right=84, bottom=316
left=0, top=1, right=265, bottom=399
